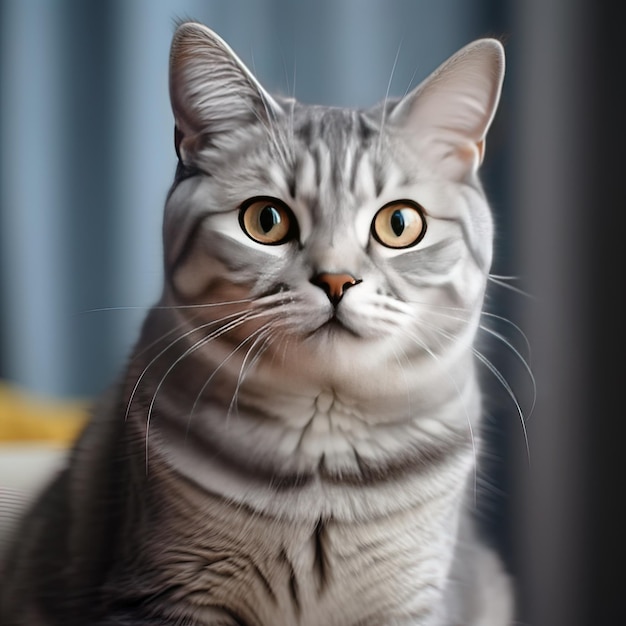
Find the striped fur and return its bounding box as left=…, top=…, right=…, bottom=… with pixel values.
left=0, top=22, right=513, bottom=625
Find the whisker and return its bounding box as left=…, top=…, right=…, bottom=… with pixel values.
left=411, top=305, right=535, bottom=402
left=291, top=51, right=297, bottom=101
left=473, top=347, right=530, bottom=464
left=487, top=274, right=533, bottom=299
left=478, top=324, right=536, bottom=418
left=186, top=321, right=274, bottom=437
left=277, top=47, right=298, bottom=170
left=227, top=327, right=275, bottom=422
left=74, top=305, right=150, bottom=315
left=280, top=44, right=292, bottom=100
left=421, top=320, right=531, bottom=465
left=480, top=310, right=532, bottom=360
left=489, top=273, right=521, bottom=280
left=401, top=63, right=420, bottom=100
left=144, top=310, right=276, bottom=468
left=76, top=297, right=253, bottom=316
left=239, top=85, right=294, bottom=170
left=403, top=296, right=533, bottom=367
left=287, top=97, right=297, bottom=177
left=376, top=36, right=404, bottom=160
left=125, top=308, right=251, bottom=423
left=130, top=318, right=193, bottom=362
left=263, top=326, right=291, bottom=372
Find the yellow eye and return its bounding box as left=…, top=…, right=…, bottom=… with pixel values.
left=371, top=200, right=427, bottom=249
left=239, top=197, right=296, bottom=245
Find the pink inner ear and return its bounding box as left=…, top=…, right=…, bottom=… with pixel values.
left=442, top=139, right=484, bottom=178
left=476, top=139, right=486, bottom=165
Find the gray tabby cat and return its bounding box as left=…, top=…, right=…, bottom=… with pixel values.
left=0, top=21, right=513, bottom=626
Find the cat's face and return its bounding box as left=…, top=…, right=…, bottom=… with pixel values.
left=158, top=23, right=504, bottom=399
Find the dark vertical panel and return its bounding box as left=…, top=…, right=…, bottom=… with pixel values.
left=509, top=0, right=607, bottom=624
left=584, top=4, right=622, bottom=624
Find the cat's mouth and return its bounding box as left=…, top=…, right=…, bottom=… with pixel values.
left=314, top=314, right=361, bottom=339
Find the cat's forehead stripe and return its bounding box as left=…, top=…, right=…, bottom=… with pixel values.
left=287, top=108, right=388, bottom=207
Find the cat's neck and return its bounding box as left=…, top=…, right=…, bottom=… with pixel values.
left=122, top=304, right=480, bottom=523
left=140, top=420, right=476, bottom=525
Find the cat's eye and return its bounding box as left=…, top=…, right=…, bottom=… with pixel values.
left=239, top=196, right=297, bottom=245
left=371, top=200, right=427, bottom=249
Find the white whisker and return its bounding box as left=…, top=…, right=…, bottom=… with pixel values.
left=128, top=319, right=226, bottom=422
left=480, top=310, right=532, bottom=360
left=144, top=309, right=275, bottom=470
left=126, top=308, right=251, bottom=423
left=376, top=37, right=404, bottom=160
left=239, top=87, right=294, bottom=170
left=420, top=320, right=531, bottom=465
left=404, top=298, right=534, bottom=397
left=227, top=327, right=275, bottom=422
left=77, top=297, right=253, bottom=316
left=478, top=324, right=536, bottom=418
left=186, top=321, right=275, bottom=438
left=488, top=274, right=533, bottom=298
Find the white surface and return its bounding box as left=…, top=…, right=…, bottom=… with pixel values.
left=0, top=444, right=69, bottom=557
left=0, top=444, right=69, bottom=490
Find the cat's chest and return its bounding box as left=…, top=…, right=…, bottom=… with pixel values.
left=139, top=482, right=459, bottom=626
left=265, top=388, right=375, bottom=457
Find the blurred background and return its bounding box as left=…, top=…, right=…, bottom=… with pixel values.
left=0, top=0, right=621, bottom=624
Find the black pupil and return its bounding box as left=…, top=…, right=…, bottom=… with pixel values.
left=390, top=210, right=405, bottom=236
left=259, top=205, right=280, bottom=233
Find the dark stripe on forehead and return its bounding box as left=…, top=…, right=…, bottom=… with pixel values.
left=295, top=117, right=314, bottom=145
left=312, top=142, right=324, bottom=189
left=372, top=159, right=385, bottom=198
left=288, top=172, right=297, bottom=199
left=331, top=143, right=344, bottom=190
left=349, top=148, right=362, bottom=194
left=293, top=109, right=388, bottom=201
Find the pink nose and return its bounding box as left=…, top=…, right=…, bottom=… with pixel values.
left=311, top=272, right=361, bottom=305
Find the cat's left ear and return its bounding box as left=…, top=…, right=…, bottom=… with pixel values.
left=169, top=22, right=284, bottom=163
left=389, top=38, right=504, bottom=179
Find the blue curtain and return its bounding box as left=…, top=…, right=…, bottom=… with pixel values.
left=0, top=0, right=493, bottom=398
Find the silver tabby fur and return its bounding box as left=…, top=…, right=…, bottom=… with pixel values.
left=0, top=22, right=513, bottom=625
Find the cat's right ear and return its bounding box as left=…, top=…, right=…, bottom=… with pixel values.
left=169, top=22, right=283, bottom=164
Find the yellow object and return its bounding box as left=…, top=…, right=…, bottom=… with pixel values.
left=0, top=381, right=88, bottom=444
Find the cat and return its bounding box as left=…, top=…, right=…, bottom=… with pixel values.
left=0, top=21, right=513, bottom=626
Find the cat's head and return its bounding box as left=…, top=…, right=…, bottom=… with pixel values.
left=159, top=22, right=504, bottom=388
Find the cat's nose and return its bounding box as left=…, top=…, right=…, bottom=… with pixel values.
left=311, top=272, right=361, bottom=306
